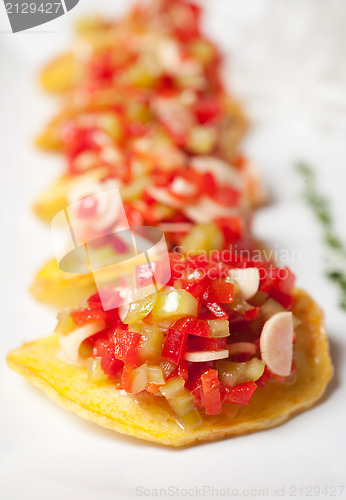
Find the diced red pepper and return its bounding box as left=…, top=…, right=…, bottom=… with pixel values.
left=170, top=317, right=210, bottom=338
left=194, top=97, right=221, bottom=124
left=146, top=383, right=161, bottom=394
left=180, top=267, right=208, bottom=298
left=202, top=279, right=234, bottom=304
left=112, top=329, right=141, bottom=365
left=275, top=267, right=296, bottom=294
left=169, top=359, right=189, bottom=382
left=187, top=336, right=227, bottom=351
left=78, top=196, right=98, bottom=219
left=166, top=253, right=185, bottom=285
left=200, top=369, right=222, bottom=415
left=185, top=362, right=211, bottom=408
left=87, top=292, right=123, bottom=327
left=216, top=216, right=244, bottom=243
left=185, top=254, right=210, bottom=269
left=71, top=306, right=106, bottom=326
left=93, top=338, right=123, bottom=379
left=121, top=364, right=136, bottom=392
left=214, top=185, right=241, bottom=207
left=256, top=365, right=272, bottom=388
left=135, top=262, right=155, bottom=288
left=199, top=171, right=218, bottom=197
left=221, top=381, right=257, bottom=406
left=169, top=0, right=202, bottom=42
left=162, top=323, right=189, bottom=364
left=244, top=306, right=260, bottom=321
left=268, top=287, right=294, bottom=310
left=205, top=302, right=229, bottom=320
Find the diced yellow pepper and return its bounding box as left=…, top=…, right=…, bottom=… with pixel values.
left=129, top=364, right=148, bottom=394
left=54, top=309, right=75, bottom=335
left=86, top=358, right=108, bottom=383
left=151, top=289, right=198, bottom=320
left=40, top=52, right=82, bottom=93
left=216, top=358, right=265, bottom=387
left=137, top=325, right=164, bottom=363
left=207, top=319, right=230, bottom=338
left=181, top=223, right=224, bottom=254
left=124, top=294, right=157, bottom=324
left=159, top=376, right=185, bottom=399
left=147, top=366, right=166, bottom=386
left=187, top=126, right=217, bottom=155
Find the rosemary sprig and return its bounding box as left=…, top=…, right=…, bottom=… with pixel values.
left=296, top=162, right=346, bottom=311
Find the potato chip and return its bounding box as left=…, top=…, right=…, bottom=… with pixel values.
left=7, top=289, right=333, bottom=447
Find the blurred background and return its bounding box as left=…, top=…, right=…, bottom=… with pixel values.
left=0, top=1, right=345, bottom=498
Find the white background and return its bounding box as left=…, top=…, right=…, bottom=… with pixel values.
left=0, top=1, right=345, bottom=499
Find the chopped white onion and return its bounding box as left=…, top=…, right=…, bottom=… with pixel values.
left=58, top=320, right=106, bottom=366
left=190, top=156, right=243, bottom=190
left=228, top=342, right=257, bottom=356
left=183, top=196, right=240, bottom=223
left=228, top=267, right=260, bottom=300
left=170, top=177, right=196, bottom=197
left=184, top=350, right=229, bottom=362
left=159, top=222, right=194, bottom=233
left=260, top=312, right=294, bottom=377
left=147, top=185, right=185, bottom=209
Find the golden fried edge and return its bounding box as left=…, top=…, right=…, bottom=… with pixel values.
left=7, top=289, right=333, bottom=447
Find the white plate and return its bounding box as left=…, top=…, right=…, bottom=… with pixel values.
left=1, top=2, right=346, bottom=499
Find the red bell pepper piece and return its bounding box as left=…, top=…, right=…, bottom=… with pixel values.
left=221, top=381, right=257, bottom=405
left=268, top=287, right=294, bottom=310
left=214, top=185, right=241, bottom=207
left=169, top=359, right=189, bottom=382
left=93, top=338, right=123, bottom=379
left=194, top=97, right=222, bottom=124
left=71, top=306, right=106, bottom=326
left=112, top=329, right=141, bottom=365
left=135, top=262, right=155, bottom=288
left=216, top=216, right=244, bottom=243
left=170, top=0, right=202, bottom=42
left=275, top=267, right=296, bottom=294
left=256, top=366, right=272, bottom=388
left=166, top=253, right=185, bottom=285
left=185, top=254, right=210, bottom=269
left=200, top=369, right=222, bottom=415
left=121, top=364, right=136, bottom=392
left=202, top=279, right=234, bottom=304
left=199, top=172, right=218, bottom=197
left=205, top=302, right=229, bottom=320
left=170, top=317, right=210, bottom=338
left=187, top=337, right=227, bottom=352
left=185, top=362, right=211, bottom=408
left=162, top=323, right=189, bottom=364
left=180, top=267, right=208, bottom=298
left=244, top=306, right=260, bottom=321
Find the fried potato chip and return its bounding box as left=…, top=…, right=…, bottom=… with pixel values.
left=40, top=52, right=83, bottom=94
left=29, top=259, right=97, bottom=309
left=7, top=289, right=333, bottom=446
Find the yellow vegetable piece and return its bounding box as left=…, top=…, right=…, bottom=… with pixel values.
left=147, top=366, right=166, bottom=386
left=54, top=310, right=75, bottom=335
left=137, top=325, right=164, bottom=363
left=40, top=52, right=82, bottom=93
left=129, top=364, right=148, bottom=395
left=86, top=358, right=108, bottom=383
left=216, top=358, right=265, bottom=387
left=187, top=126, right=217, bottom=155
left=181, top=223, right=224, bottom=254
left=159, top=376, right=186, bottom=400
left=151, top=289, right=198, bottom=320
left=124, top=294, right=157, bottom=325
